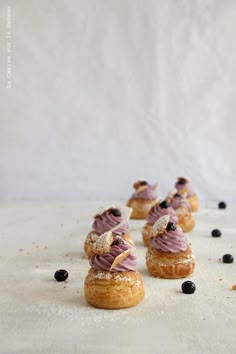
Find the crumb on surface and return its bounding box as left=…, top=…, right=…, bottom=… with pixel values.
left=232, top=285, right=236, bottom=290
left=19, top=248, right=23, bottom=252
left=219, top=278, right=222, bottom=281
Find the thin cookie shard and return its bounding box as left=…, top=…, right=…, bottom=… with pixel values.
left=166, top=188, right=177, bottom=200
left=110, top=249, right=131, bottom=270
left=110, top=219, right=128, bottom=234
left=152, top=199, right=161, bottom=208
left=133, top=180, right=146, bottom=189
left=118, top=206, right=132, bottom=220
left=177, top=176, right=191, bottom=183
left=152, top=183, right=159, bottom=190
left=136, top=185, right=148, bottom=193
left=152, top=215, right=170, bottom=236
left=92, top=231, right=113, bottom=255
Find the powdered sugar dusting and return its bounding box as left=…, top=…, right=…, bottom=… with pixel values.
left=1, top=201, right=236, bottom=353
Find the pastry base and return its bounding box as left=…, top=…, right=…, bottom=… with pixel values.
left=178, top=213, right=195, bottom=233
left=187, top=194, right=199, bottom=212
left=84, top=268, right=145, bottom=309
left=84, top=231, right=134, bottom=258
left=142, top=223, right=153, bottom=246
left=127, top=198, right=157, bottom=219
left=146, top=246, right=195, bottom=279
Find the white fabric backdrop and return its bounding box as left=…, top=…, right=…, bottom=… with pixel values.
left=0, top=0, right=236, bottom=201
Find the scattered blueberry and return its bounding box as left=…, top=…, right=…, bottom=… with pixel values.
left=181, top=281, right=196, bottom=294
left=139, top=180, right=147, bottom=186
left=218, top=201, right=227, bottom=209
left=222, top=254, right=234, bottom=264
left=54, top=269, right=69, bottom=282
left=211, top=229, right=222, bottom=237
left=110, top=208, right=121, bottom=217
left=159, top=200, right=169, bottom=209
left=166, top=222, right=176, bottom=231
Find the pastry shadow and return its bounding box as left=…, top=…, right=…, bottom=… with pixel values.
left=65, top=293, right=89, bottom=308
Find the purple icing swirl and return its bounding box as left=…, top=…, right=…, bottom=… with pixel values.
left=92, top=210, right=129, bottom=236
left=170, top=195, right=191, bottom=211
left=90, top=244, right=137, bottom=272
left=150, top=226, right=188, bottom=253
left=147, top=204, right=178, bottom=225
left=131, top=183, right=157, bottom=200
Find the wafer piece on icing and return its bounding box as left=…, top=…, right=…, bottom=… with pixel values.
left=92, top=231, right=113, bottom=255
left=110, top=249, right=131, bottom=270
left=110, top=220, right=129, bottom=234
left=166, top=188, right=177, bottom=200
left=136, top=185, right=149, bottom=193
left=177, top=176, right=191, bottom=183
left=152, top=183, right=158, bottom=190
left=118, top=206, right=133, bottom=220
left=133, top=180, right=145, bottom=189
left=152, top=215, right=170, bottom=236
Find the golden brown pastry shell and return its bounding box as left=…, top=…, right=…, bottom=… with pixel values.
left=84, top=268, right=145, bottom=309
left=178, top=211, right=195, bottom=232
left=126, top=198, right=157, bottom=219
left=146, top=246, right=195, bottom=279
left=142, top=223, right=153, bottom=246
left=187, top=194, right=199, bottom=212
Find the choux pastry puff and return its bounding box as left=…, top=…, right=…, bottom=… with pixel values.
left=127, top=180, right=158, bottom=219
left=146, top=215, right=195, bottom=279
left=84, top=231, right=145, bottom=309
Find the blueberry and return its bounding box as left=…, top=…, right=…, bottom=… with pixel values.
left=181, top=281, right=196, bottom=294
left=111, top=237, right=124, bottom=246
left=211, top=229, right=222, bottom=237
left=222, top=254, right=234, bottom=264
left=159, top=200, right=169, bottom=209
left=54, top=269, right=69, bottom=282
left=110, top=208, right=121, bottom=217
left=218, top=201, right=227, bottom=209
left=139, top=180, right=147, bottom=186
left=178, top=178, right=187, bottom=185
left=166, top=222, right=176, bottom=231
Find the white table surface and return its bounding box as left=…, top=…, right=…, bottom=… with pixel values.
left=0, top=201, right=235, bottom=354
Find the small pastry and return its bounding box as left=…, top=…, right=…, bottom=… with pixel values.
left=146, top=215, right=195, bottom=279
left=168, top=190, right=195, bottom=233
left=84, top=232, right=145, bottom=309
left=127, top=180, right=158, bottom=219
left=84, top=206, right=134, bottom=258
left=175, top=177, right=199, bottom=212
left=142, top=200, right=178, bottom=246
